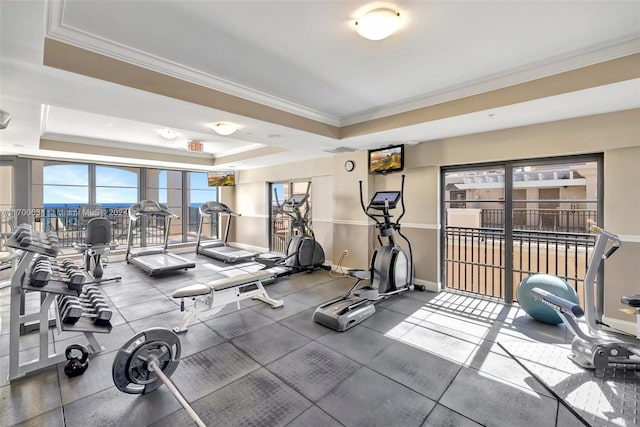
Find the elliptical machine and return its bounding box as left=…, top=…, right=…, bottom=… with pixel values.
left=314, top=175, right=422, bottom=331
left=263, top=182, right=326, bottom=273
left=531, top=225, right=640, bottom=371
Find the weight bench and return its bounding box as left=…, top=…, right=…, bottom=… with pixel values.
left=172, top=270, right=283, bottom=333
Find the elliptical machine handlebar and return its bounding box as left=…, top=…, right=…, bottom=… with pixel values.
left=358, top=174, right=406, bottom=228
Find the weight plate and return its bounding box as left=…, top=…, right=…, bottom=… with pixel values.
left=112, top=327, right=181, bottom=394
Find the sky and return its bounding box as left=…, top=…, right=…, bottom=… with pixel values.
left=42, top=165, right=217, bottom=205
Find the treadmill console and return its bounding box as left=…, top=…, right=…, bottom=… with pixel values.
left=370, top=191, right=401, bottom=209
left=285, top=193, right=308, bottom=207
left=130, top=200, right=171, bottom=218
left=201, top=201, right=233, bottom=215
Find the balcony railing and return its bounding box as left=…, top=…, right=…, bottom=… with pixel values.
left=271, top=216, right=291, bottom=255
left=444, top=226, right=596, bottom=302
left=481, top=208, right=597, bottom=232
left=32, top=205, right=178, bottom=254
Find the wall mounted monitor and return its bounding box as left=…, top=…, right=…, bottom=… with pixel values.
left=368, top=144, right=404, bottom=174
left=207, top=171, right=235, bottom=186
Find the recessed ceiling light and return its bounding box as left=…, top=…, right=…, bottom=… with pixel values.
left=355, top=8, right=401, bottom=41
left=157, top=128, right=179, bottom=140
left=208, top=122, right=238, bottom=136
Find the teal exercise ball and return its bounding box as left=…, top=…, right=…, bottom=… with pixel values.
left=517, top=274, right=579, bottom=325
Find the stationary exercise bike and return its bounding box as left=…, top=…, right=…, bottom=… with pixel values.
left=262, top=182, right=326, bottom=273
left=314, top=175, right=422, bottom=331
left=531, top=225, right=640, bottom=371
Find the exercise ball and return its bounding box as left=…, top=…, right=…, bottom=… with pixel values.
left=517, top=274, right=579, bottom=325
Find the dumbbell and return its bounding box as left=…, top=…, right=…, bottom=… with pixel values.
left=59, top=296, right=112, bottom=323
left=34, top=255, right=77, bottom=269
left=60, top=291, right=106, bottom=307
left=14, top=227, right=60, bottom=255
left=58, top=296, right=113, bottom=325
left=30, top=262, right=86, bottom=290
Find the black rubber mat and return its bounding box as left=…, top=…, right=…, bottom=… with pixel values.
left=266, top=341, right=360, bottom=402
left=232, top=323, right=310, bottom=365
left=317, top=366, right=435, bottom=426
left=171, top=342, right=259, bottom=402
left=278, top=307, right=333, bottom=340
left=287, top=405, right=342, bottom=427
left=189, top=368, right=311, bottom=427
left=317, top=325, right=396, bottom=365
left=0, top=368, right=61, bottom=426
left=369, top=340, right=462, bottom=401
left=439, top=366, right=558, bottom=427
left=204, top=307, right=275, bottom=339
left=63, top=384, right=181, bottom=427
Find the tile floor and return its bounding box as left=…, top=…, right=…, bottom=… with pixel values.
left=0, top=253, right=634, bottom=426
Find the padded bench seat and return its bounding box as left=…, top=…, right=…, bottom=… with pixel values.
left=171, top=268, right=282, bottom=334
left=172, top=271, right=272, bottom=298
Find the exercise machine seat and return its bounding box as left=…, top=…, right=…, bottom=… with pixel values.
left=622, top=294, right=640, bottom=308
left=86, top=217, right=112, bottom=246
left=172, top=270, right=273, bottom=298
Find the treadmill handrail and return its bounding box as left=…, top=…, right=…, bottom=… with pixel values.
left=129, top=200, right=178, bottom=221
left=198, top=201, right=239, bottom=217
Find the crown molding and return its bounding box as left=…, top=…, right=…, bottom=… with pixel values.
left=46, top=0, right=341, bottom=127
left=341, top=37, right=640, bottom=126
left=47, top=1, right=639, bottom=129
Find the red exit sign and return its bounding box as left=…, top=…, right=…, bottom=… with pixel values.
left=188, top=140, right=203, bottom=152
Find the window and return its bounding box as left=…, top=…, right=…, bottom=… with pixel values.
left=269, top=180, right=312, bottom=253
left=146, top=169, right=183, bottom=244
left=32, top=161, right=89, bottom=237
left=96, top=165, right=139, bottom=206
left=96, top=165, right=139, bottom=242
left=442, top=155, right=602, bottom=303
left=187, top=172, right=218, bottom=242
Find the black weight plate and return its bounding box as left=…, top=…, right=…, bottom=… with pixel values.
left=112, top=327, right=181, bottom=394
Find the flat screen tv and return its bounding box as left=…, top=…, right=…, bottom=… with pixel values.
left=207, top=171, right=235, bottom=186
left=368, top=144, right=404, bottom=175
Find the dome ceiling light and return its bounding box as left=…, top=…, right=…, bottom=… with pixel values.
left=157, top=128, right=179, bottom=140
left=208, top=122, right=238, bottom=136
left=355, top=8, right=401, bottom=41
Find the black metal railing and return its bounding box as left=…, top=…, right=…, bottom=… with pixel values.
left=444, top=226, right=595, bottom=302
left=271, top=216, right=290, bottom=255
left=32, top=205, right=169, bottom=252
left=481, top=208, right=597, bottom=232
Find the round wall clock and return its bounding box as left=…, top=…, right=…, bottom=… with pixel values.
left=344, top=160, right=355, bottom=172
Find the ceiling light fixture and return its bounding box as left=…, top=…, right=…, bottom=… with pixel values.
left=210, top=122, right=238, bottom=136
left=355, top=8, right=401, bottom=41
left=157, top=128, right=179, bottom=140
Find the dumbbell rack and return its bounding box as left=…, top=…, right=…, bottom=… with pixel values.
left=7, top=234, right=112, bottom=381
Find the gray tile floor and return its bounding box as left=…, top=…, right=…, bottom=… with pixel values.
left=0, top=254, right=632, bottom=426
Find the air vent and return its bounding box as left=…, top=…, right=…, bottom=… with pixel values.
left=323, top=146, right=356, bottom=154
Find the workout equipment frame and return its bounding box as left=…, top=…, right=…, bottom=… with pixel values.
left=258, top=182, right=327, bottom=276
left=172, top=269, right=282, bottom=333
left=125, top=200, right=195, bottom=276
left=7, top=227, right=110, bottom=381
left=531, top=226, right=640, bottom=371
left=195, top=201, right=258, bottom=263
left=314, top=175, right=421, bottom=331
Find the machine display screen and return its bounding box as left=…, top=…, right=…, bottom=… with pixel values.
left=371, top=191, right=401, bottom=208
left=288, top=194, right=308, bottom=205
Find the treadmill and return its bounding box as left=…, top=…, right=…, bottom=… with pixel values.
left=126, top=200, right=196, bottom=276
left=195, top=201, right=258, bottom=263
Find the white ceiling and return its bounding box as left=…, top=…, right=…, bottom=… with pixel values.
left=1, top=0, right=639, bottom=170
